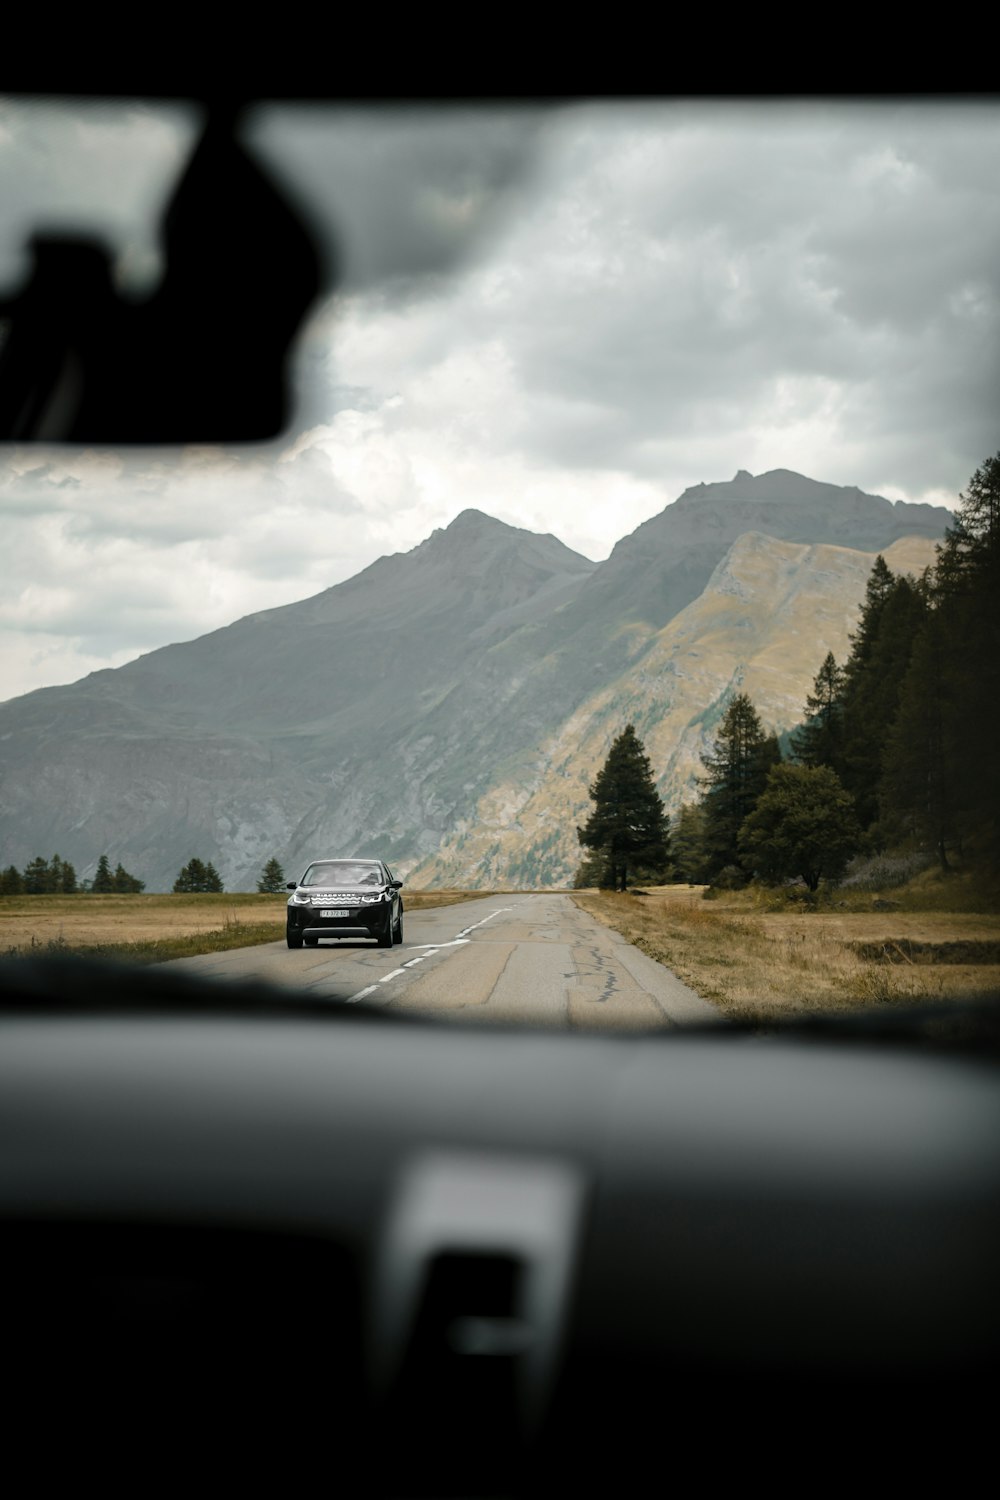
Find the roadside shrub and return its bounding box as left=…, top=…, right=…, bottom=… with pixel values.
left=781, top=884, right=820, bottom=907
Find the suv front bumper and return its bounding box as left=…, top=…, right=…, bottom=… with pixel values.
left=287, top=905, right=394, bottom=942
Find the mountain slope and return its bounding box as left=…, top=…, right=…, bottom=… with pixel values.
left=0, top=471, right=951, bottom=890
left=0, top=511, right=597, bottom=887
left=410, top=533, right=941, bottom=888
left=408, top=469, right=952, bottom=780
left=544, top=467, right=946, bottom=639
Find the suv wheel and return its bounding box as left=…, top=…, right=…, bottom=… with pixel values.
left=394, top=910, right=403, bottom=944
left=286, top=932, right=303, bottom=949
left=377, top=919, right=394, bottom=948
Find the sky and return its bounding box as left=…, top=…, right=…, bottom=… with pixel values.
left=0, top=97, right=998, bottom=703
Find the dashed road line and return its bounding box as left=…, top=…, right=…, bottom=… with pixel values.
left=455, top=909, right=512, bottom=938
left=345, top=907, right=515, bottom=1004
left=410, top=938, right=471, bottom=950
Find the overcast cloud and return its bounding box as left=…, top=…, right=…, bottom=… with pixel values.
left=0, top=97, right=997, bottom=701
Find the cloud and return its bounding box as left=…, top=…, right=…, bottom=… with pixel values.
left=0, top=439, right=379, bottom=697
left=473, top=102, right=1000, bottom=495
left=284, top=99, right=997, bottom=526
left=1, top=98, right=996, bottom=702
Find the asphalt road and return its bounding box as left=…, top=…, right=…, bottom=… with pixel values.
left=164, top=892, right=721, bottom=1029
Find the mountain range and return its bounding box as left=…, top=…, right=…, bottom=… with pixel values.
left=0, top=468, right=949, bottom=890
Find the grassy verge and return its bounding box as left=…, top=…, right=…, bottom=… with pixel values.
left=0, top=889, right=488, bottom=965
left=571, top=882, right=1000, bottom=1024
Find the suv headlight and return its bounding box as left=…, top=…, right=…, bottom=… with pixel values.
left=290, top=890, right=312, bottom=905
left=360, top=892, right=386, bottom=904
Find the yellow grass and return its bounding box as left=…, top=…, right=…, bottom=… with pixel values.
left=1, top=893, right=282, bottom=950
left=0, top=888, right=486, bottom=962
left=400, top=890, right=491, bottom=912
left=571, top=885, right=1000, bottom=1023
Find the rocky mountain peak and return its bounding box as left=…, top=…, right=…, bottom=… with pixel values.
left=418, top=506, right=594, bottom=582
left=683, top=467, right=868, bottom=508
left=445, top=507, right=507, bottom=532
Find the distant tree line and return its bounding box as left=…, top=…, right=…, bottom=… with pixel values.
left=173, top=858, right=224, bottom=893
left=2, top=852, right=290, bottom=897
left=0, top=852, right=145, bottom=895
left=170, top=857, right=289, bottom=893
left=168, top=856, right=288, bottom=894
left=579, top=450, right=999, bottom=892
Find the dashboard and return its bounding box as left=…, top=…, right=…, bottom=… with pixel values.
left=1, top=955, right=998, bottom=1495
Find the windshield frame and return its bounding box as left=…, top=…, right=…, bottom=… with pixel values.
left=299, top=861, right=385, bottom=889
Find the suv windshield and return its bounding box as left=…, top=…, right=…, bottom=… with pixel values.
left=302, top=863, right=383, bottom=888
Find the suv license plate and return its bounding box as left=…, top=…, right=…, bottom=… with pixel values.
left=321, top=909, right=349, bottom=918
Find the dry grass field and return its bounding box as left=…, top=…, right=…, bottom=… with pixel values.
left=572, top=881, right=1000, bottom=1023
left=0, top=889, right=485, bottom=963
left=7, top=881, right=997, bottom=1018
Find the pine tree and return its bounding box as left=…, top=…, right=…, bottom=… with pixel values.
left=882, top=609, right=957, bottom=870
left=671, top=802, right=710, bottom=885
left=60, top=860, right=78, bottom=894
left=830, top=451, right=1000, bottom=874
left=173, top=858, right=207, bottom=893
left=173, top=858, right=223, bottom=893
left=698, top=693, right=779, bottom=878
left=0, top=864, right=25, bottom=895
left=949, top=452, right=1000, bottom=558
left=572, top=848, right=612, bottom=889
left=839, top=568, right=928, bottom=833
left=257, top=857, right=287, bottom=894
left=739, top=764, right=861, bottom=892
left=910, top=450, right=1000, bottom=866
left=577, top=724, right=670, bottom=892
left=843, top=554, right=895, bottom=681
left=791, top=652, right=847, bottom=773
left=92, top=855, right=115, bottom=893
left=22, top=856, right=52, bottom=894
left=112, top=862, right=146, bottom=894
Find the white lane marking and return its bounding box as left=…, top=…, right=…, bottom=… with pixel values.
left=345, top=907, right=516, bottom=1004
left=410, top=939, right=471, bottom=950
left=455, top=908, right=512, bottom=938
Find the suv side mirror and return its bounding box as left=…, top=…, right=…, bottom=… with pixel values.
left=286, top=882, right=297, bottom=890
left=391, top=880, right=403, bottom=889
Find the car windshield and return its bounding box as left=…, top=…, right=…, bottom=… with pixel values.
left=302, top=863, right=382, bottom=888
left=0, top=94, right=997, bottom=1038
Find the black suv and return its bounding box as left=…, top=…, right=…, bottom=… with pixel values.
left=286, top=858, right=404, bottom=949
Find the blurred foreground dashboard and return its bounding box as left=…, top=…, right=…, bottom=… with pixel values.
left=1, top=957, right=998, bottom=1496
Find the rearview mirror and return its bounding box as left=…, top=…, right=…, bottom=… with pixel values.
left=0, top=106, right=323, bottom=443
